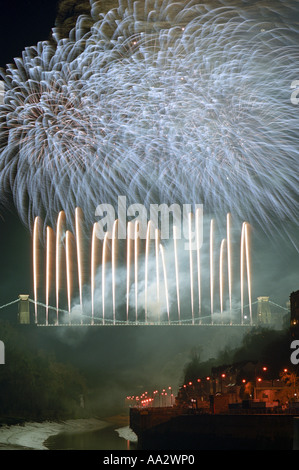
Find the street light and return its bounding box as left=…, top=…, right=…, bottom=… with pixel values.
left=221, top=374, right=226, bottom=393
left=168, top=386, right=173, bottom=406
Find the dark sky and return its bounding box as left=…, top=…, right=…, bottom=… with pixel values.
left=0, top=0, right=59, bottom=69
left=0, top=1, right=60, bottom=307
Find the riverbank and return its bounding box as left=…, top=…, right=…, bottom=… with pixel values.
left=0, top=418, right=111, bottom=450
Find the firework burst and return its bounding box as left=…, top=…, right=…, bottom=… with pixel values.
left=0, top=0, right=298, bottom=234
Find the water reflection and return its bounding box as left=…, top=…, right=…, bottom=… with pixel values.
left=45, top=425, right=137, bottom=450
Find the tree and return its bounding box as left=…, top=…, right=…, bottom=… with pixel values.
left=280, top=368, right=299, bottom=401
left=183, top=348, right=203, bottom=384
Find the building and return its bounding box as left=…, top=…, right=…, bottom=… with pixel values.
left=290, top=290, right=299, bottom=337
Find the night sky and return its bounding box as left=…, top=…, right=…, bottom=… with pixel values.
left=0, top=0, right=298, bottom=409
left=0, top=1, right=60, bottom=305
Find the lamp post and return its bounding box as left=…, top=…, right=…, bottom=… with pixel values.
left=169, top=386, right=173, bottom=406
left=221, top=373, right=226, bottom=394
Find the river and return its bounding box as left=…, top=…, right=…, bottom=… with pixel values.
left=44, top=423, right=137, bottom=450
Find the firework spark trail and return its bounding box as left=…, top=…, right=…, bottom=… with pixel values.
left=91, top=221, right=98, bottom=325
left=55, top=210, right=65, bottom=324
left=0, top=0, right=298, bottom=235
left=144, top=220, right=151, bottom=323
left=102, top=231, right=109, bottom=324
left=219, top=238, right=226, bottom=316
left=45, top=226, right=53, bottom=325
left=210, top=219, right=214, bottom=320
left=126, top=221, right=132, bottom=322
left=173, top=225, right=181, bottom=323
left=33, top=216, right=41, bottom=323
left=240, top=221, right=252, bottom=323
left=227, top=213, right=232, bottom=317
left=65, top=230, right=73, bottom=317
left=188, top=212, right=194, bottom=325
left=112, top=219, right=118, bottom=324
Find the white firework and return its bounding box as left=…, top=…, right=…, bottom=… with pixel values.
left=0, top=0, right=298, bottom=234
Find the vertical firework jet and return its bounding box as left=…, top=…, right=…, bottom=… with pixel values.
left=32, top=209, right=253, bottom=326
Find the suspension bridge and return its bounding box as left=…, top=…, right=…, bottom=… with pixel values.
left=0, top=295, right=289, bottom=328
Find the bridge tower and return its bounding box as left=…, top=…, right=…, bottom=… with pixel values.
left=18, top=294, right=31, bottom=324
left=257, top=296, right=271, bottom=324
